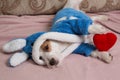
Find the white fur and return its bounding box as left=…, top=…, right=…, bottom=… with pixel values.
left=32, top=32, right=84, bottom=66
left=91, top=50, right=113, bottom=63
left=9, top=51, right=28, bottom=67
left=59, top=43, right=80, bottom=63
left=64, top=0, right=83, bottom=10
left=3, top=39, right=26, bottom=53
left=88, top=23, right=107, bottom=34
left=39, top=32, right=84, bottom=43
left=40, top=41, right=71, bottom=67
left=91, top=15, right=109, bottom=21
left=88, top=15, right=108, bottom=34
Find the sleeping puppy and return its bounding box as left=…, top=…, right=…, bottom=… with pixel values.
left=39, top=13, right=112, bottom=68
left=39, top=31, right=112, bottom=68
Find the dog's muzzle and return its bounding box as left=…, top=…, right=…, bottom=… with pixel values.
left=49, top=58, right=59, bottom=66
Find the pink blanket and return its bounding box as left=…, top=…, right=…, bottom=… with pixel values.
left=0, top=11, right=120, bottom=80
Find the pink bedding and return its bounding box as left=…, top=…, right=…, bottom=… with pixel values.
left=0, top=11, right=120, bottom=80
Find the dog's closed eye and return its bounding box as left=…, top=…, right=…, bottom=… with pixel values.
left=41, top=40, right=51, bottom=52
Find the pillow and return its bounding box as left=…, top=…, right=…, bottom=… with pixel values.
left=0, top=0, right=67, bottom=15
left=79, top=0, right=120, bottom=12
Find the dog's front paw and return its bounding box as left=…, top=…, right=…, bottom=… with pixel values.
left=91, top=51, right=113, bottom=63
left=88, top=23, right=107, bottom=34
left=98, top=52, right=113, bottom=63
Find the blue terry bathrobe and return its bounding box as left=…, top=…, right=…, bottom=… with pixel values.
left=23, top=8, right=96, bottom=57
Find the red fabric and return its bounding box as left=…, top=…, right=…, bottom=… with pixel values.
left=93, top=33, right=117, bottom=51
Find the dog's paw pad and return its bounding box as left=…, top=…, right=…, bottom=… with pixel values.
left=104, top=54, right=113, bottom=63
left=100, top=53, right=113, bottom=63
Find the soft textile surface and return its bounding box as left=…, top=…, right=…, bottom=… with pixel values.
left=79, top=0, right=120, bottom=12
left=0, top=11, right=120, bottom=80
left=1, top=0, right=120, bottom=15
left=0, top=0, right=67, bottom=15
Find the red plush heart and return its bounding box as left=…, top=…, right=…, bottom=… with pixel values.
left=93, top=33, right=117, bottom=51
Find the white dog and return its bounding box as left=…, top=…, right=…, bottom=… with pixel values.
left=36, top=16, right=112, bottom=68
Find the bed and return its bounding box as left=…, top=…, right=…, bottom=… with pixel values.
left=0, top=0, right=120, bottom=80
left=0, top=10, right=120, bottom=80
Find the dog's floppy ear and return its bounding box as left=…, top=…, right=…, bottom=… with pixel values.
left=40, top=40, right=51, bottom=52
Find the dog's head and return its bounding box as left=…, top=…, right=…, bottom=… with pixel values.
left=32, top=32, right=82, bottom=68
left=38, top=39, right=70, bottom=68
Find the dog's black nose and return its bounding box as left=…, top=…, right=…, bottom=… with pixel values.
left=49, top=58, right=58, bottom=66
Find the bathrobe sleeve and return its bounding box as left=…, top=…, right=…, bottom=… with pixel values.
left=73, top=43, right=96, bottom=56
